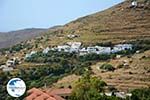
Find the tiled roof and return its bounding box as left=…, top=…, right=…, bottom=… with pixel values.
left=26, top=88, right=65, bottom=100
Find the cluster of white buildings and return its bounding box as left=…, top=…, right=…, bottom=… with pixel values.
left=57, top=43, right=132, bottom=55
left=111, top=44, right=132, bottom=53
left=57, top=42, right=82, bottom=53
left=0, top=57, right=20, bottom=72
left=25, top=42, right=133, bottom=59
left=79, top=44, right=132, bottom=56
left=79, top=46, right=112, bottom=56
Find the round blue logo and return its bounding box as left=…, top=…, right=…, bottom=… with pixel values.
left=7, top=78, right=26, bottom=97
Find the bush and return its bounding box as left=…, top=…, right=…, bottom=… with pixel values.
left=99, top=54, right=111, bottom=60
left=79, top=53, right=100, bottom=62
left=128, top=88, right=150, bottom=100
left=100, top=63, right=115, bottom=71
left=79, top=53, right=111, bottom=62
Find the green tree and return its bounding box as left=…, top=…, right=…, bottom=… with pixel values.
left=70, top=74, right=107, bottom=100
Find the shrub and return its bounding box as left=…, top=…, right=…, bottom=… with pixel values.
left=100, top=63, right=115, bottom=71
left=128, top=88, right=150, bottom=100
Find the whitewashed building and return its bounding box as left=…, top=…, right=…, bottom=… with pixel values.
left=6, top=60, right=15, bottom=67
left=103, top=92, right=132, bottom=99
left=67, top=34, right=78, bottom=39
left=85, top=46, right=111, bottom=54
left=57, top=45, right=71, bottom=52
left=67, top=42, right=82, bottom=53
left=0, top=65, right=6, bottom=69
left=87, top=47, right=98, bottom=54
left=6, top=57, right=20, bottom=67
left=95, top=46, right=111, bottom=54
left=0, top=65, right=14, bottom=72
left=112, top=44, right=132, bottom=53
left=79, top=48, right=88, bottom=56
left=79, top=46, right=111, bottom=55
left=50, top=47, right=57, bottom=51
left=43, top=47, right=50, bottom=54
left=2, top=67, right=14, bottom=72
left=25, top=51, right=37, bottom=58
left=131, top=1, right=137, bottom=7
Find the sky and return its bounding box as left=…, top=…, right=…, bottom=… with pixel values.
left=0, top=0, right=124, bottom=32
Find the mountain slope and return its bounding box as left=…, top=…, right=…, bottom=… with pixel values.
left=0, top=28, right=47, bottom=49
left=42, top=0, right=149, bottom=46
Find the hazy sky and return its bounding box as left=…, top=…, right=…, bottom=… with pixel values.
left=0, top=0, right=123, bottom=32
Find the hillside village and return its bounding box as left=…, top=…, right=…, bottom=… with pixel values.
left=26, top=42, right=133, bottom=59
left=0, top=41, right=133, bottom=72
left=0, top=0, right=150, bottom=100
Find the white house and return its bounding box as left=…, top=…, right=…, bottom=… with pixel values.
left=103, top=92, right=132, bottom=99
left=43, top=47, right=50, bottom=54
left=131, top=1, right=137, bottom=7
left=67, top=42, right=82, bottom=53
left=25, top=51, right=37, bottom=59
left=5, top=57, right=20, bottom=68
left=86, top=46, right=111, bottom=54
left=0, top=65, right=6, bottom=69
left=104, top=92, right=113, bottom=97
left=30, top=51, right=37, bottom=55
left=95, top=46, right=111, bottom=54
left=2, top=67, right=14, bottom=72
left=79, top=48, right=88, bottom=56
left=86, top=47, right=98, bottom=54
left=50, top=47, right=57, bottom=51
left=112, top=44, right=132, bottom=53
left=6, top=59, right=15, bottom=67
left=57, top=45, right=71, bottom=52
left=67, top=34, right=78, bottom=39
left=0, top=65, right=14, bottom=72
left=114, top=92, right=126, bottom=99
left=25, top=54, right=31, bottom=58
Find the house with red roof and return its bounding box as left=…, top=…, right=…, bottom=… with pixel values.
left=26, top=88, right=72, bottom=100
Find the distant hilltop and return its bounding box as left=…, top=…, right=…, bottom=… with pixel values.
left=0, top=28, right=47, bottom=49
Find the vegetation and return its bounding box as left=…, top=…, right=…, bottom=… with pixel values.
left=79, top=53, right=111, bottom=62
left=128, top=88, right=150, bottom=100
left=70, top=72, right=122, bottom=100
left=25, top=50, right=94, bottom=76
left=70, top=72, right=150, bottom=100
left=131, top=39, right=150, bottom=52
left=0, top=43, right=33, bottom=55
left=100, top=63, right=115, bottom=71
